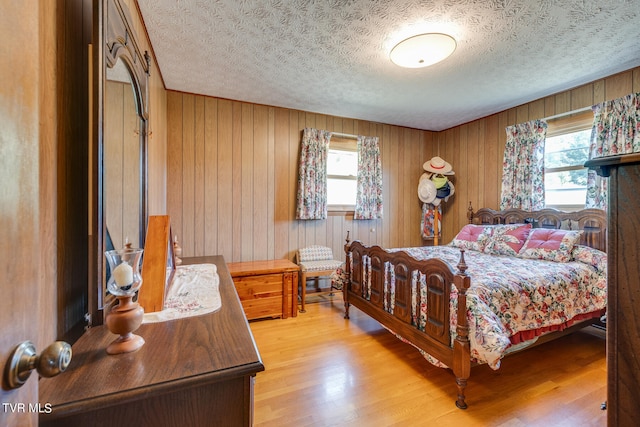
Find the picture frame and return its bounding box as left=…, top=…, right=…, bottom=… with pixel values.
left=139, top=215, right=176, bottom=313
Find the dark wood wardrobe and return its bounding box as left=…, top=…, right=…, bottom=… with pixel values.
left=586, top=152, right=640, bottom=426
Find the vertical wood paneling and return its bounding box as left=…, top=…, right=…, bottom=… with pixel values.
left=455, top=125, right=467, bottom=234
left=193, top=96, right=205, bottom=256
left=571, top=84, right=593, bottom=110
left=253, top=105, right=269, bottom=260
left=181, top=94, right=195, bottom=255
left=403, top=129, right=411, bottom=245
left=555, top=92, right=571, bottom=115
left=606, top=72, right=633, bottom=100
left=382, top=124, right=393, bottom=247
left=166, top=91, right=183, bottom=243
left=529, top=99, right=545, bottom=120
left=476, top=120, right=486, bottom=208
left=217, top=100, right=233, bottom=259
left=204, top=97, right=218, bottom=255
left=166, top=66, right=640, bottom=261
left=241, top=103, right=254, bottom=261
left=274, top=108, right=290, bottom=259
left=410, top=128, right=423, bottom=247
left=544, top=95, right=556, bottom=117
left=288, top=111, right=300, bottom=261
left=232, top=101, right=243, bottom=261
left=167, top=91, right=435, bottom=261
left=516, top=105, right=529, bottom=124
left=467, top=121, right=480, bottom=213
left=387, top=125, right=399, bottom=248
left=375, top=122, right=386, bottom=245
left=446, top=128, right=456, bottom=239
left=267, top=107, right=276, bottom=259
left=593, top=80, right=606, bottom=104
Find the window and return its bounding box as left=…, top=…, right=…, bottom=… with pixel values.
left=544, top=111, right=593, bottom=210
left=327, top=137, right=358, bottom=212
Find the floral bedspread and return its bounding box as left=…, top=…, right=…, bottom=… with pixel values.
left=362, top=245, right=607, bottom=370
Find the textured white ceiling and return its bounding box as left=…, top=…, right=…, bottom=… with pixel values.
left=137, top=0, right=640, bottom=131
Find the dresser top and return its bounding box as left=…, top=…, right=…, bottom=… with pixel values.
left=39, top=255, right=264, bottom=417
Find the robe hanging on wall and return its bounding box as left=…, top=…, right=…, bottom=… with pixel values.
left=421, top=203, right=442, bottom=240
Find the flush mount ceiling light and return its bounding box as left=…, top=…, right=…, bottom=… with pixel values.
left=390, top=33, right=457, bottom=68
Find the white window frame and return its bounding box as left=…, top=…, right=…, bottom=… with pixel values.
left=327, top=136, right=358, bottom=214
left=544, top=110, right=593, bottom=211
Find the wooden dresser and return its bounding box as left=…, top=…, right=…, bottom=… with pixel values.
left=586, top=153, right=640, bottom=426
left=39, top=256, right=264, bottom=427
left=227, top=259, right=299, bottom=320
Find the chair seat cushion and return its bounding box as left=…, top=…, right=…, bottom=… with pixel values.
left=299, top=259, right=343, bottom=273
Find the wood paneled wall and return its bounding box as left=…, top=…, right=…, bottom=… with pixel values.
left=433, top=67, right=640, bottom=243
left=166, top=92, right=433, bottom=262
left=166, top=66, right=640, bottom=263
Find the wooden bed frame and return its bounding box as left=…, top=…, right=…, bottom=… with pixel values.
left=342, top=204, right=607, bottom=409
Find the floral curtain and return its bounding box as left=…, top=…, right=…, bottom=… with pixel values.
left=296, top=128, right=331, bottom=219
left=586, top=92, right=640, bottom=209
left=500, top=119, right=548, bottom=210
left=354, top=135, right=383, bottom=219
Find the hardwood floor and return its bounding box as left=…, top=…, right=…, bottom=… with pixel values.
left=249, top=295, right=607, bottom=427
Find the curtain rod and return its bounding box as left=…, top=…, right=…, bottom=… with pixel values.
left=542, top=105, right=592, bottom=122
left=331, top=132, right=358, bottom=140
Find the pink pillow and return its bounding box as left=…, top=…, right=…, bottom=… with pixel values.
left=483, top=224, right=531, bottom=256
left=450, top=224, right=493, bottom=252
left=518, top=229, right=583, bottom=262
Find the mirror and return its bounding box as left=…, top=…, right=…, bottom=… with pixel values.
left=104, top=60, right=143, bottom=252
left=94, top=0, right=151, bottom=316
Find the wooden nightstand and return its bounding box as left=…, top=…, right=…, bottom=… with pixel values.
left=227, top=259, right=299, bottom=320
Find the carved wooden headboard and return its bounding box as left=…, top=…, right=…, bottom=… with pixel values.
left=467, top=205, right=607, bottom=252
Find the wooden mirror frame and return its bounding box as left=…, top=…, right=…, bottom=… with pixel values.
left=90, top=0, right=150, bottom=324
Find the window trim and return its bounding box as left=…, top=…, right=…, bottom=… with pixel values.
left=544, top=110, right=593, bottom=210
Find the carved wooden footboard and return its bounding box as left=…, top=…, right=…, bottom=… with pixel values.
left=342, top=237, right=472, bottom=409
left=341, top=205, right=607, bottom=409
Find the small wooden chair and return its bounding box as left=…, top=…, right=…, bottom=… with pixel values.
left=297, top=245, right=343, bottom=313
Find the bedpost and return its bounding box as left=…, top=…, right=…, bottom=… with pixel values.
left=467, top=201, right=474, bottom=224
left=343, top=231, right=351, bottom=319
left=452, top=249, right=471, bottom=409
